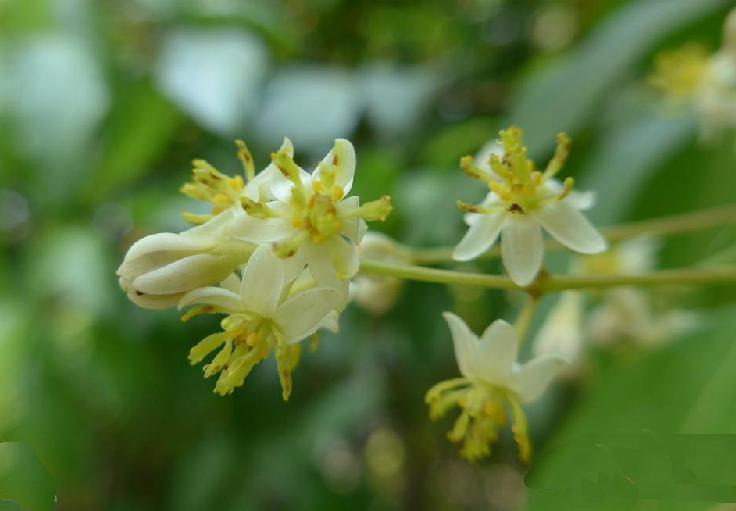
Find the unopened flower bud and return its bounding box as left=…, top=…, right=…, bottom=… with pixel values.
left=117, top=215, right=252, bottom=309
left=351, top=232, right=410, bottom=315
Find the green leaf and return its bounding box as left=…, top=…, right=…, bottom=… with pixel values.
left=527, top=310, right=736, bottom=510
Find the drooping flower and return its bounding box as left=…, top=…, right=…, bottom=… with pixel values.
left=350, top=232, right=410, bottom=315
left=453, top=127, right=606, bottom=286
left=426, top=312, right=566, bottom=462
left=117, top=209, right=253, bottom=309
left=233, top=138, right=392, bottom=287
left=178, top=244, right=346, bottom=399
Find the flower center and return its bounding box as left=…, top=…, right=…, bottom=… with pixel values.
left=459, top=127, right=574, bottom=217
left=649, top=44, right=709, bottom=101
left=303, top=193, right=343, bottom=243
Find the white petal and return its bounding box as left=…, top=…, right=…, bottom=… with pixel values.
left=473, top=319, right=518, bottom=385
left=132, top=253, right=237, bottom=295
left=177, top=286, right=244, bottom=312
left=220, top=273, right=242, bottom=294
left=318, top=310, right=341, bottom=333
left=244, top=163, right=291, bottom=202
left=512, top=355, right=567, bottom=402
left=188, top=207, right=240, bottom=237
left=463, top=192, right=501, bottom=225
left=126, top=290, right=182, bottom=310
left=239, top=245, right=285, bottom=316
left=566, top=190, right=595, bottom=211
left=275, top=287, right=346, bottom=342
left=501, top=218, right=543, bottom=286
left=442, top=312, right=478, bottom=379
left=231, top=215, right=295, bottom=243
left=122, top=232, right=211, bottom=264
left=327, top=235, right=359, bottom=280
left=536, top=201, right=607, bottom=254
left=453, top=213, right=507, bottom=261
left=338, top=196, right=362, bottom=243
left=306, top=242, right=340, bottom=288
left=544, top=180, right=595, bottom=211
left=279, top=248, right=308, bottom=284
left=314, top=139, right=355, bottom=194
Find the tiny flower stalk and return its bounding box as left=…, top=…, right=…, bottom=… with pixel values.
left=453, top=127, right=606, bottom=286
left=426, top=312, right=565, bottom=462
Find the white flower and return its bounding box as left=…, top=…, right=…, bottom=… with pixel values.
left=453, top=127, right=606, bottom=286
left=696, top=50, right=736, bottom=139
left=350, top=232, right=409, bottom=315
left=178, top=244, right=346, bottom=398
left=533, top=292, right=584, bottom=365
left=649, top=10, right=736, bottom=140
left=426, top=312, right=566, bottom=461
left=587, top=288, right=698, bottom=347
left=117, top=209, right=252, bottom=309
left=233, top=138, right=392, bottom=287
left=535, top=237, right=698, bottom=356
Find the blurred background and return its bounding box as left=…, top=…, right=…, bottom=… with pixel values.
left=2, top=0, right=736, bottom=509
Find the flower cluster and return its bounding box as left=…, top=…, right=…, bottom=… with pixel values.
left=453, top=127, right=606, bottom=285
left=649, top=8, right=736, bottom=139
left=534, top=238, right=699, bottom=370
left=118, top=138, right=392, bottom=398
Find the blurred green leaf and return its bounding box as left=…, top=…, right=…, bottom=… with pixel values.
left=84, top=82, right=181, bottom=200
left=0, top=442, right=56, bottom=511
left=579, top=112, right=696, bottom=225
left=527, top=310, right=736, bottom=510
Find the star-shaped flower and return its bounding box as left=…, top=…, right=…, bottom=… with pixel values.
left=178, top=244, right=346, bottom=399
left=452, top=127, right=606, bottom=286
left=233, top=138, right=392, bottom=287
left=426, top=312, right=566, bottom=462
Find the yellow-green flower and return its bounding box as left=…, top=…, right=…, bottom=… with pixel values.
left=427, top=312, right=566, bottom=462
left=178, top=244, right=345, bottom=399
left=233, top=138, right=392, bottom=287
left=453, top=128, right=605, bottom=286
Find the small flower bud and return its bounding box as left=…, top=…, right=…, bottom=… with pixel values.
left=351, top=232, right=410, bottom=315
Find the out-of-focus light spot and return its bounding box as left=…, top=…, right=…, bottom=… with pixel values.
left=365, top=428, right=405, bottom=483
left=483, top=7, right=527, bottom=47
left=0, top=189, right=30, bottom=236
left=315, top=437, right=362, bottom=493
left=483, top=464, right=527, bottom=511
left=532, top=5, right=578, bottom=52
left=93, top=202, right=133, bottom=240
left=157, top=28, right=269, bottom=136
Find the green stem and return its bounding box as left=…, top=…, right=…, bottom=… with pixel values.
left=407, top=204, right=736, bottom=265
left=514, top=296, right=538, bottom=347
left=359, top=259, right=736, bottom=293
